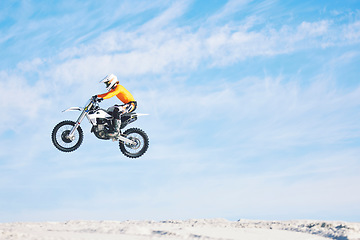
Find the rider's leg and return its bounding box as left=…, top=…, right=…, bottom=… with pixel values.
left=108, top=107, right=122, bottom=137
left=108, top=102, right=137, bottom=138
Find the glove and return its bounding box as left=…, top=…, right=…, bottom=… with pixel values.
left=92, top=95, right=103, bottom=102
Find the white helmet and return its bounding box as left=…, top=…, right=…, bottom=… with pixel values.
left=100, top=74, right=119, bottom=91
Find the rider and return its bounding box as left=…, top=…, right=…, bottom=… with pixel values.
left=95, top=74, right=137, bottom=137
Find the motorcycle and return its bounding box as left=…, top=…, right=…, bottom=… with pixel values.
left=51, top=96, right=149, bottom=158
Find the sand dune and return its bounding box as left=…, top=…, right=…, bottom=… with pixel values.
left=1, top=219, right=360, bottom=240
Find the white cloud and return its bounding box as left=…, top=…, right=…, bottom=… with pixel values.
left=16, top=58, right=44, bottom=72
left=215, top=76, right=360, bottom=153
left=343, top=21, right=360, bottom=42
left=0, top=71, right=50, bottom=133
left=207, top=0, right=253, bottom=23
left=297, top=20, right=330, bottom=37
left=46, top=17, right=360, bottom=84
left=139, top=0, right=192, bottom=31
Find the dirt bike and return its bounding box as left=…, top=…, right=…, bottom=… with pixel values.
left=51, top=96, right=149, bottom=158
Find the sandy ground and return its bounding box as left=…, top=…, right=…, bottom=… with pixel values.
left=1, top=219, right=360, bottom=240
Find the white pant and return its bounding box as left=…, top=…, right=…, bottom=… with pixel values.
left=107, top=102, right=137, bottom=119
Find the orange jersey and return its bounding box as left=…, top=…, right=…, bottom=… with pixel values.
left=97, top=84, right=135, bottom=104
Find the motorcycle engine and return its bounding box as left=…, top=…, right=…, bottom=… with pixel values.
left=92, top=122, right=111, bottom=140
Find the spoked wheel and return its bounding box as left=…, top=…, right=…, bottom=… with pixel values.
left=119, top=128, right=149, bottom=158
left=52, top=120, right=83, bottom=152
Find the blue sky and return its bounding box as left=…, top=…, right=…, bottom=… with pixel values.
left=1, top=0, right=360, bottom=222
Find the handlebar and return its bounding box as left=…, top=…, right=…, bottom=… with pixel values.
left=91, top=95, right=103, bottom=103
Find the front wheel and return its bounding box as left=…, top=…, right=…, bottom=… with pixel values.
left=52, top=120, right=83, bottom=152
left=119, top=128, right=149, bottom=158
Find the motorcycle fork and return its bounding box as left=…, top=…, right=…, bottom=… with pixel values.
left=68, top=110, right=88, bottom=140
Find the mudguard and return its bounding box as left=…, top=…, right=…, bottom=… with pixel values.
left=63, top=107, right=83, bottom=112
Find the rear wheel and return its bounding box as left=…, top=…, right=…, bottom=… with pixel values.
left=52, top=120, right=83, bottom=152
left=119, top=128, right=149, bottom=158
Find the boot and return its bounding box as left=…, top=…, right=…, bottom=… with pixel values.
left=108, top=119, right=121, bottom=138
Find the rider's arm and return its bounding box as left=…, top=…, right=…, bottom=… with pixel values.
left=97, top=85, right=121, bottom=99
